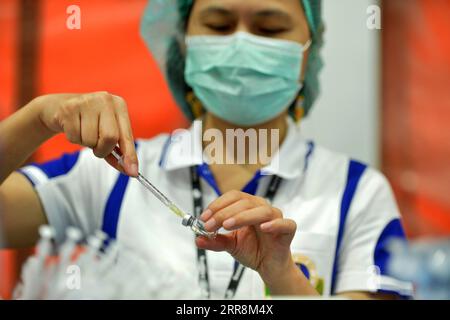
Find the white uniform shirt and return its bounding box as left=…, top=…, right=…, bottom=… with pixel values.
left=19, top=118, right=413, bottom=298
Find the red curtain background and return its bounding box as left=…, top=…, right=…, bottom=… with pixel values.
left=382, top=0, right=450, bottom=237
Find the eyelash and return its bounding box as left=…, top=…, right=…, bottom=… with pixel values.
left=206, top=24, right=234, bottom=32
left=204, top=24, right=288, bottom=35
left=258, top=28, right=287, bottom=35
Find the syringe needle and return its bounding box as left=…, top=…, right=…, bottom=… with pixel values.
left=136, top=173, right=185, bottom=218
left=110, top=147, right=217, bottom=238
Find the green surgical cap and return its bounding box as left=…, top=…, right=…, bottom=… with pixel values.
left=141, top=0, right=324, bottom=121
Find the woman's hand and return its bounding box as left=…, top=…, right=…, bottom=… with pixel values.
left=35, top=92, right=138, bottom=176
left=197, top=190, right=318, bottom=295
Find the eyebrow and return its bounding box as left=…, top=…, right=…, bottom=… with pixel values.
left=199, top=6, right=237, bottom=20
left=198, top=6, right=294, bottom=27
left=253, top=9, right=293, bottom=23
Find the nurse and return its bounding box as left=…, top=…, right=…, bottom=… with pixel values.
left=0, top=0, right=412, bottom=299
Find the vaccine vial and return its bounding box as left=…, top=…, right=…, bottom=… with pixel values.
left=182, top=215, right=217, bottom=239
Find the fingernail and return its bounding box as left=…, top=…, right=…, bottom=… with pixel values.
left=200, top=209, right=213, bottom=222
left=204, top=218, right=216, bottom=231
left=129, top=163, right=138, bottom=177
left=260, top=222, right=273, bottom=231
left=223, top=218, right=236, bottom=230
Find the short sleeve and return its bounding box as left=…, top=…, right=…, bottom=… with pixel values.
left=333, top=166, right=414, bottom=298
left=18, top=148, right=119, bottom=243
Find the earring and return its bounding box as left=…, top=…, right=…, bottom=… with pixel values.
left=186, top=91, right=204, bottom=119
left=294, top=95, right=305, bottom=122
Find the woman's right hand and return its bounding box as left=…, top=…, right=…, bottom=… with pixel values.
left=34, top=92, right=138, bottom=177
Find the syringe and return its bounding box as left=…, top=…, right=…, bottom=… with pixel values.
left=110, top=147, right=217, bottom=239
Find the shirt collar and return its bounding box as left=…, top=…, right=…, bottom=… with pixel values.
left=159, top=117, right=313, bottom=180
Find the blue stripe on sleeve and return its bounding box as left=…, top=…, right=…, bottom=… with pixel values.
left=374, top=218, right=406, bottom=275
left=375, top=219, right=411, bottom=299
left=330, top=159, right=367, bottom=294
left=30, top=151, right=81, bottom=179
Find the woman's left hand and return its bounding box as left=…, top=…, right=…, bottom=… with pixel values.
left=197, top=190, right=298, bottom=282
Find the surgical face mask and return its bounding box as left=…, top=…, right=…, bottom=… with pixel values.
left=184, top=31, right=310, bottom=126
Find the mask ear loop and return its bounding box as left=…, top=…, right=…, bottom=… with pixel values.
left=302, top=39, right=312, bottom=52
left=293, top=38, right=312, bottom=123
left=294, top=95, right=305, bottom=123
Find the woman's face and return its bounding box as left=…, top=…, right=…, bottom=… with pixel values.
left=186, top=0, right=311, bottom=79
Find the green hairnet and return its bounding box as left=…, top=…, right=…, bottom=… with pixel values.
left=141, top=0, right=324, bottom=121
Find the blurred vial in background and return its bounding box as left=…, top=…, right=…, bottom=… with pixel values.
left=388, top=238, right=450, bottom=299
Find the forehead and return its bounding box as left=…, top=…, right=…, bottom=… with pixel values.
left=192, top=0, right=304, bottom=14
